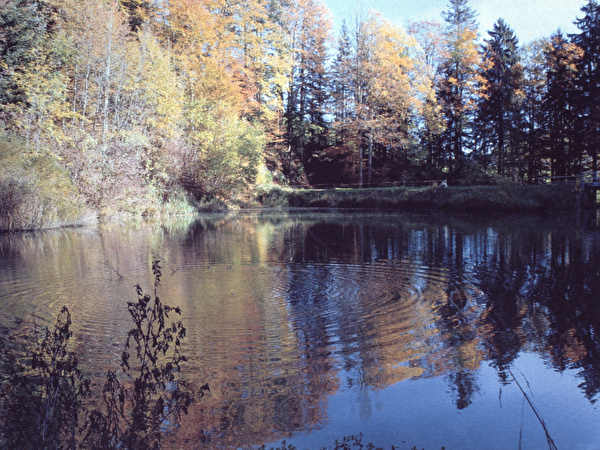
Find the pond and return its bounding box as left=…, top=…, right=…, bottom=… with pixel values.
left=1, top=210, right=600, bottom=449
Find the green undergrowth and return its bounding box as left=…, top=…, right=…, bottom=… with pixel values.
left=258, top=184, right=580, bottom=213
left=0, top=131, right=202, bottom=230
left=96, top=183, right=198, bottom=222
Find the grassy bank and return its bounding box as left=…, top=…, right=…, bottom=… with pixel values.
left=258, top=183, right=581, bottom=212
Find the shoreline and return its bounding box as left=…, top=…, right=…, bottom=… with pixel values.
left=0, top=183, right=587, bottom=233
left=258, top=183, right=583, bottom=213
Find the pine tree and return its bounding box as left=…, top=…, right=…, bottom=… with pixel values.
left=543, top=32, right=584, bottom=177
left=437, top=0, right=484, bottom=172
left=572, top=0, right=600, bottom=176
left=119, top=0, right=153, bottom=32
left=0, top=0, right=48, bottom=104
left=521, top=40, right=548, bottom=182
left=331, top=20, right=353, bottom=134
left=283, top=0, right=332, bottom=179
left=477, top=19, right=524, bottom=176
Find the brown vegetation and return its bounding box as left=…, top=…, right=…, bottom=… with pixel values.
left=1, top=0, right=598, bottom=229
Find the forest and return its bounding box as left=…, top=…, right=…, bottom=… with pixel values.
left=0, top=0, right=599, bottom=227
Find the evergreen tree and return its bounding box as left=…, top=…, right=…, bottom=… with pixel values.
left=437, top=0, right=484, bottom=172
left=0, top=0, right=48, bottom=104
left=572, top=0, right=600, bottom=175
left=119, top=0, right=153, bottom=32
left=543, top=32, right=584, bottom=177
left=331, top=20, right=354, bottom=136
left=283, top=0, right=332, bottom=180
left=477, top=19, right=524, bottom=176
left=521, top=39, right=549, bottom=182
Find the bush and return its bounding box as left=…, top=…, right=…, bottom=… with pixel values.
left=0, top=132, right=89, bottom=231
left=0, top=307, right=90, bottom=449
left=85, top=261, right=193, bottom=449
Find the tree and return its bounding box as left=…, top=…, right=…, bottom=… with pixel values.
left=0, top=0, right=48, bottom=105
left=11, top=46, right=70, bottom=150
left=409, top=20, right=446, bottom=173
left=331, top=20, right=354, bottom=137
left=543, top=32, right=584, bottom=177
left=119, top=0, right=155, bottom=32
left=162, top=0, right=267, bottom=200
left=234, top=0, right=291, bottom=123
left=283, top=0, right=332, bottom=180
left=572, top=0, right=600, bottom=176
left=477, top=19, right=524, bottom=176
left=124, top=26, right=184, bottom=193
left=437, top=0, right=485, bottom=172
left=521, top=39, right=550, bottom=182
left=364, top=15, right=431, bottom=182
left=327, top=13, right=433, bottom=186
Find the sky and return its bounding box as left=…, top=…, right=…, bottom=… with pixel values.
left=322, top=0, right=585, bottom=44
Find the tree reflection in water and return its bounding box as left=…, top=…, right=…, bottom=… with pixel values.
left=1, top=212, right=600, bottom=447
left=166, top=212, right=600, bottom=447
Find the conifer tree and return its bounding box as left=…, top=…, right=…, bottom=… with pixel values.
left=437, top=0, right=484, bottom=172
left=521, top=39, right=549, bottom=182
left=572, top=0, right=600, bottom=175
left=119, top=0, right=153, bottom=32
left=477, top=19, right=524, bottom=175
left=543, top=32, right=583, bottom=177
left=283, top=0, right=332, bottom=178
left=331, top=20, right=354, bottom=134
left=0, top=0, right=48, bottom=104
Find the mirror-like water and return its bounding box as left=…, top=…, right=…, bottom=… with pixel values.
left=2, top=210, right=600, bottom=449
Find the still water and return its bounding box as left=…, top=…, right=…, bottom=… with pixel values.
left=1, top=210, right=600, bottom=449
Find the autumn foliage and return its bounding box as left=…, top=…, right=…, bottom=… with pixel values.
left=1, top=0, right=599, bottom=227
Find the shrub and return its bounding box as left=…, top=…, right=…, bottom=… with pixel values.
left=0, top=132, right=87, bottom=231
left=85, top=261, right=194, bottom=449
left=0, top=307, right=90, bottom=449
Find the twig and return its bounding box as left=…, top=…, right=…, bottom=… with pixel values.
left=103, top=262, right=124, bottom=280
left=152, top=253, right=179, bottom=274
left=509, top=367, right=558, bottom=450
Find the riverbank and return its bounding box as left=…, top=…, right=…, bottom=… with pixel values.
left=257, top=183, right=582, bottom=213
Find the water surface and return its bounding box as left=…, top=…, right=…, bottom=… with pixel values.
left=1, top=210, right=600, bottom=449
